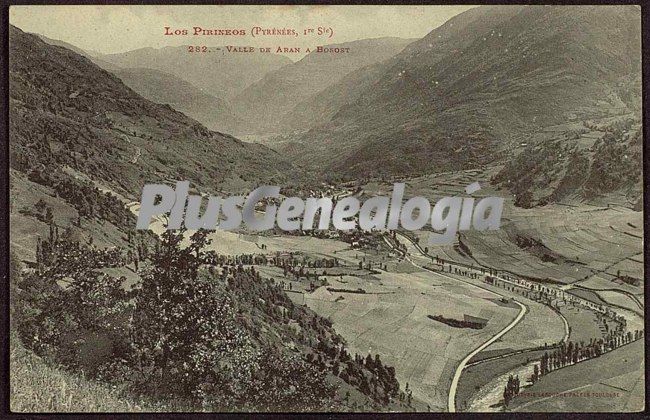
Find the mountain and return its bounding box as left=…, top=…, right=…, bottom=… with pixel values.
left=114, top=68, right=244, bottom=135
left=9, top=25, right=300, bottom=199
left=281, top=5, right=642, bottom=179
left=35, top=34, right=99, bottom=57
left=232, top=37, right=415, bottom=135
left=36, top=33, right=122, bottom=72
left=35, top=34, right=245, bottom=135
left=275, top=61, right=388, bottom=137
left=492, top=111, right=643, bottom=209
left=98, top=45, right=292, bottom=100
left=9, top=25, right=406, bottom=411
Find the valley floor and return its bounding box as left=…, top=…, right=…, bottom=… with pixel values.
left=10, top=168, right=644, bottom=413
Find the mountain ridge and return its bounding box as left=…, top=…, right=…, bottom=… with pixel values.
left=232, top=37, right=416, bottom=134
left=280, top=5, right=641, bottom=180
left=113, top=67, right=244, bottom=135
left=98, top=44, right=292, bottom=101
left=9, top=25, right=302, bottom=199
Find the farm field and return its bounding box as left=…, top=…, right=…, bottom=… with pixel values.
left=480, top=298, right=566, bottom=353
left=593, top=290, right=643, bottom=314
left=124, top=168, right=643, bottom=413
left=555, top=303, right=615, bottom=344
left=398, top=237, right=568, bottom=354
left=456, top=348, right=549, bottom=412
left=578, top=275, right=643, bottom=300
left=368, top=170, right=643, bottom=287
left=509, top=340, right=644, bottom=412
left=302, top=267, right=520, bottom=411
left=440, top=204, right=642, bottom=286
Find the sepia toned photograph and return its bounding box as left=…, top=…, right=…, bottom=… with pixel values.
left=5, top=4, right=645, bottom=414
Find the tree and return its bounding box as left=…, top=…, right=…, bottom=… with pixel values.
left=515, top=190, right=534, bottom=208
left=374, top=353, right=382, bottom=369
left=503, top=374, right=520, bottom=407
left=15, top=240, right=130, bottom=374
left=532, top=363, right=539, bottom=383
left=540, top=352, right=549, bottom=375
left=130, top=229, right=257, bottom=401
left=35, top=198, right=47, bottom=215
left=365, top=353, right=374, bottom=370
left=45, top=207, right=54, bottom=225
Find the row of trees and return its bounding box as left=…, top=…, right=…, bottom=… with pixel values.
left=204, top=251, right=341, bottom=273
left=532, top=330, right=644, bottom=383
left=502, top=375, right=521, bottom=407
left=427, top=314, right=485, bottom=330
left=500, top=330, right=644, bottom=410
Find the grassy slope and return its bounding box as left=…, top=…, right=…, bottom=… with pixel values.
left=113, top=68, right=244, bottom=135
left=510, top=340, right=644, bottom=412
left=10, top=332, right=165, bottom=413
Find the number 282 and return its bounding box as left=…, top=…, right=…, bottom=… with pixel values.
left=188, top=46, right=208, bottom=53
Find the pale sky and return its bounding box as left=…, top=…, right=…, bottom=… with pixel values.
left=10, top=5, right=476, bottom=58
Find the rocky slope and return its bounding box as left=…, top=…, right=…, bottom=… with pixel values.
left=282, top=6, right=641, bottom=179
left=10, top=25, right=300, bottom=199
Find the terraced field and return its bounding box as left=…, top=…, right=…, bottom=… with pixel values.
left=369, top=170, right=644, bottom=288
left=302, top=268, right=519, bottom=411
left=126, top=167, right=643, bottom=413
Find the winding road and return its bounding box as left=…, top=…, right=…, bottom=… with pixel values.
left=382, top=233, right=530, bottom=412
left=447, top=300, right=527, bottom=412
